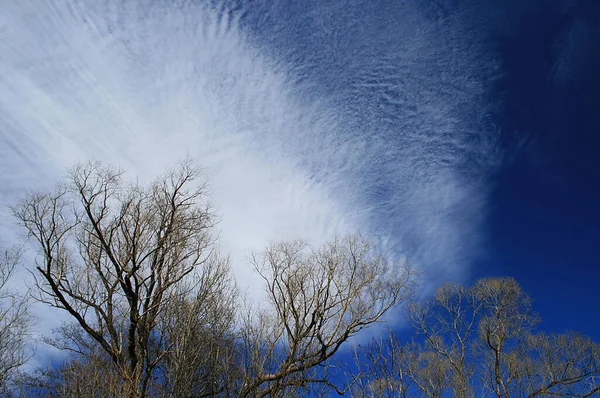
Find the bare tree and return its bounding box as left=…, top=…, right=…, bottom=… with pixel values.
left=0, top=243, right=31, bottom=392
left=19, top=348, right=125, bottom=398
left=350, top=329, right=413, bottom=398
left=155, top=255, right=240, bottom=397
left=13, top=161, right=418, bottom=397
left=515, top=331, right=600, bottom=398
left=13, top=161, right=227, bottom=398
left=406, top=345, right=453, bottom=398
left=472, top=277, right=539, bottom=397
left=239, top=235, right=415, bottom=397
left=355, top=277, right=600, bottom=398
left=408, top=281, right=481, bottom=398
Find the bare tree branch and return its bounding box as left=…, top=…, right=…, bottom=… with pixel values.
left=240, top=234, right=415, bottom=397
left=0, top=243, right=32, bottom=393
left=13, top=161, right=223, bottom=398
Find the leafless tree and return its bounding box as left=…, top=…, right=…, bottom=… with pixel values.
left=12, top=161, right=419, bottom=397
left=155, top=255, right=240, bottom=397
left=11, top=159, right=598, bottom=398
left=472, top=277, right=539, bottom=397
left=0, top=243, right=31, bottom=392
left=355, top=277, right=600, bottom=398
left=18, top=348, right=125, bottom=398
left=350, top=329, right=413, bottom=398
left=408, top=281, right=481, bottom=398
left=239, top=235, right=415, bottom=397
left=352, top=336, right=451, bottom=398
left=13, top=161, right=228, bottom=398
left=514, top=331, right=600, bottom=397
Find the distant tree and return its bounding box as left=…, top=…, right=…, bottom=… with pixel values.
left=0, top=244, right=31, bottom=392
left=354, top=277, right=600, bottom=398
left=17, top=341, right=124, bottom=398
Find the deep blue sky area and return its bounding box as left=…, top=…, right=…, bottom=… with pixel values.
left=481, top=0, right=600, bottom=339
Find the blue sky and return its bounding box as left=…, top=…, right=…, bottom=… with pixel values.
left=0, top=0, right=598, bottom=364
left=483, top=0, right=600, bottom=339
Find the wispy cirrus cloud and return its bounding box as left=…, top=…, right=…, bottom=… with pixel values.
left=1, top=0, right=503, bottom=342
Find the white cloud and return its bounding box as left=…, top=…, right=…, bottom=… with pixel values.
left=0, top=0, right=501, bottom=353
left=0, top=0, right=359, bottom=325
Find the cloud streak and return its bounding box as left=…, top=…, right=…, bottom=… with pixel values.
left=1, top=0, right=503, bottom=336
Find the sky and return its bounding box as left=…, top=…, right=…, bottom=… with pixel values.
left=0, top=0, right=598, bottom=359
left=482, top=0, right=600, bottom=339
